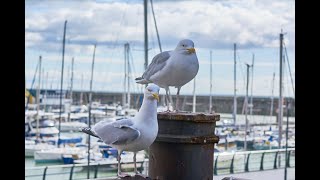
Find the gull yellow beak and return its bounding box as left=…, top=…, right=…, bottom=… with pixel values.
left=187, top=48, right=196, bottom=54
left=152, top=93, right=159, bottom=102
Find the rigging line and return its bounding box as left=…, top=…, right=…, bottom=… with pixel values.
left=102, top=0, right=130, bottom=92
left=283, top=50, right=292, bottom=99
left=110, top=0, right=130, bottom=51
left=102, top=0, right=129, bottom=75
left=129, top=46, right=139, bottom=93
left=236, top=53, right=247, bottom=92
left=150, top=0, right=162, bottom=53
left=149, top=20, right=157, bottom=59
left=284, top=58, right=291, bottom=99
left=283, top=42, right=295, bottom=98
left=147, top=1, right=156, bottom=58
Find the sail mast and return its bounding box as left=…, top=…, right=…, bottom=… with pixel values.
left=126, top=43, right=131, bottom=108
left=270, top=72, right=275, bottom=121
left=123, top=43, right=128, bottom=106
left=87, top=44, right=97, bottom=178
left=249, top=53, right=255, bottom=116
left=58, top=20, right=67, bottom=147
left=233, top=43, right=237, bottom=125
left=67, top=57, right=74, bottom=122
left=36, top=55, right=42, bottom=140
left=70, top=57, right=74, bottom=102
left=278, top=32, right=284, bottom=149
left=44, top=71, right=48, bottom=112
left=144, top=0, right=148, bottom=71
left=80, top=74, right=83, bottom=105
left=244, top=63, right=250, bottom=151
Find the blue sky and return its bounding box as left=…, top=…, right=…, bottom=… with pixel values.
left=25, top=0, right=295, bottom=97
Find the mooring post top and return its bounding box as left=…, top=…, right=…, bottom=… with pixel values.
left=157, top=111, right=220, bottom=122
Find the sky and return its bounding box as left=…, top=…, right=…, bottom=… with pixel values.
left=25, top=0, right=295, bottom=97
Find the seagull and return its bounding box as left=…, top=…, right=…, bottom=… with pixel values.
left=135, top=39, right=199, bottom=111
left=80, top=84, right=160, bottom=177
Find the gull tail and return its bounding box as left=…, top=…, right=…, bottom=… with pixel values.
left=79, top=127, right=100, bottom=138
left=135, top=77, right=151, bottom=84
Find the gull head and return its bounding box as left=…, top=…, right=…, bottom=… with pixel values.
left=175, top=39, right=196, bottom=54
left=145, top=84, right=160, bottom=102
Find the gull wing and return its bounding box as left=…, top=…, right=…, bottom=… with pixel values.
left=141, top=51, right=171, bottom=80
left=93, top=118, right=140, bottom=145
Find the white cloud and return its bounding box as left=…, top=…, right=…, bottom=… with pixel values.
left=25, top=0, right=295, bottom=97
left=25, top=0, right=295, bottom=52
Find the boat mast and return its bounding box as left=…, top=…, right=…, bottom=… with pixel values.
left=278, top=31, right=284, bottom=149
left=284, top=99, right=291, bottom=180
left=70, top=57, right=74, bottom=103
left=270, top=72, right=275, bottom=121
left=233, top=43, right=237, bottom=125
left=44, top=71, right=48, bottom=112
left=80, top=74, right=83, bottom=105
left=87, top=44, right=97, bottom=179
left=249, top=53, right=255, bottom=116
left=58, top=20, right=67, bottom=147
left=67, top=57, right=74, bottom=122
left=244, top=63, right=250, bottom=151
left=36, top=55, right=42, bottom=140
left=144, top=0, right=148, bottom=71
left=123, top=43, right=128, bottom=107
left=126, top=43, right=131, bottom=108
left=209, top=50, right=213, bottom=113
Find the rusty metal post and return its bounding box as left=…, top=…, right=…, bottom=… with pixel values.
left=149, top=112, right=220, bottom=180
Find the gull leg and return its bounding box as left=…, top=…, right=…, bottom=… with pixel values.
left=164, top=87, right=171, bottom=112
left=175, top=87, right=181, bottom=111
left=168, top=88, right=173, bottom=110
left=117, top=150, right=130, bottom=177
left=133, top=151, right=138, bottom=174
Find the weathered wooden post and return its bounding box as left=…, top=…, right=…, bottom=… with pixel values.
left=149, top=112, right=220, bottom=180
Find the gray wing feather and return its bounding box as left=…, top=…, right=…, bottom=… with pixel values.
left=142, top=51, right=171, bottom=80
left=93, top=119, right=140, bottom=145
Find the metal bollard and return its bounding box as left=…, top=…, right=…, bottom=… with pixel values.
left=149, top=112, right=220, bottom=180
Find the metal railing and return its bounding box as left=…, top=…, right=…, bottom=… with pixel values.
left=25, top=148, right=295, bottom=179
left=213, top=148, right=295, bottom=175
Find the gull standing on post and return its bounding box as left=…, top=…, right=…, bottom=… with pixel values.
left=135, top=39, right=199, bottom=111
left=80, top=84, right=160, bottom=178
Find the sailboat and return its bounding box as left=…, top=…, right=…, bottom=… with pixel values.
left=25, top=56, right=59, bottom=157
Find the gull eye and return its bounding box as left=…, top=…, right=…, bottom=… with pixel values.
left=147, top=89, right=151, bottom=92
left=182, top=44, right=185, bottom=47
